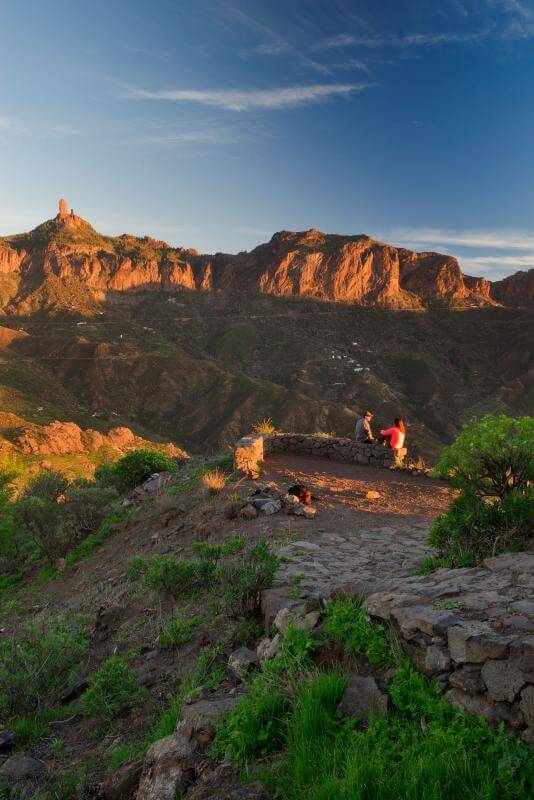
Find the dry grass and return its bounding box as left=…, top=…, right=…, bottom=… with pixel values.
left=252, top=417, right=276, bottom=435
left=201, top=468, right=228, bottom=495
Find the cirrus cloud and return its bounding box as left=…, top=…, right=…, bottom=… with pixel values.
left=128, top=82, right=373, bottom=111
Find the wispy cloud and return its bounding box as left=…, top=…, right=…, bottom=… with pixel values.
left=389, top=228, right=534, bottom=251
left=128, top=83, right=372, bottom=111
left=139, top=129, right=240, bottom=146
left=455, top=254, right=534, bottom=272
left=0, top=118, right=81, bottom=139
left=314, top=30, right=487, bottom=50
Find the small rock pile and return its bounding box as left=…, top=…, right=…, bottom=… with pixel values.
left=238, top=483, right=317, bottom=521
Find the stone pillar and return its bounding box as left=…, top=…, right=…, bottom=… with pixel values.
left=58, top=198, right=68, bottom=218
left=234, top=434, right=264, bottom=478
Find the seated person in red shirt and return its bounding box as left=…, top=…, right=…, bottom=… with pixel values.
left=380, top=418, right=406, bottom=453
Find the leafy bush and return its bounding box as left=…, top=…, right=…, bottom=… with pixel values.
left=434, top=415, right=533, bottom=497
left=20, top=470, right=69, bottom=503
left=159, top=612, right=204, bottom=648
left=14, top=482, right=118, bottom=562
left=429, top=487, right=534, bottom=567
left=0, top=470, right=32, bottom=575
left=82, top=654, right=144, bottom=723
left=96, top=449, right=178, bottom=492
left=0, top=614, right=90, bottom=718
left=323, top=597, right=394, bottom=665
left=212, top=672, right=290, bottom=761
left=252, top=417, right=276, bottom=435
left=128, top=553, right=217, bottom=597
left=218, top=539, right=279, bottom=618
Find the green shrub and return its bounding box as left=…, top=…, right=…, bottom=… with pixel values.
left=14, top=484, right=117, bottom=562
left=82, top=654, right=144, bottom=723
left=64, top=508, right=129, bottom=565
left=0, top=471, right=33, bottom=574
left=217, top=620, right=533, bottom=799
left=323, top=597, right=394, bottom=666
left=130, top=554, right=217, bottom=597
left=428, top=487, right=534, bottom=567
left=218, top=539, right=279, bottom=618
left=212, top=672, right=290, bottom=762
left=97, top=449, right=178, bottom=492
left=434, top=414, right=534, bottom=497
left=20, top=470, right=69, bottom=503
left=159, top=612, right=203, bottom=648
left=0, top=614, right=90, bottom=718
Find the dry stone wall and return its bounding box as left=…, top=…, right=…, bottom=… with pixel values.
left=234, top=432, right=404, bottom=477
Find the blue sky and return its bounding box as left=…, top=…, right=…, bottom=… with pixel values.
left=1, top=0, right=534, bottom=278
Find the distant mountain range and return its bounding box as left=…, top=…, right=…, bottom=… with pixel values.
left=0, top=203, right=532, bottom=458
left=0, top=207, right=533, bottom=314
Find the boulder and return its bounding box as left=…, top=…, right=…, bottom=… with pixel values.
left=365, top=490, right=381, bottom=500
left=228, top=647, right=259, bottom=680
left=0, top=729, right=16, bottom=753
left=447, top=623, right=510, bottom=663
left=449, top=665, right=486, bottom=695
left=424, top=646, right=451, bottom=675
left=259, top=499, right=282, bottom=516
left=256, top=635, right=281, bottom=662
left=136, top=732, right=196, bottom=800
left=0, top=755, right=45, bottom=781
left=134, top=472, right=176, bottom=499
left=519, top=684, right=534, bottom=726
left=239, top=504, right=258, bottom=520
left=481, top=660, right=527, bottom=703
left=186, top=764, right=269, bottom=799
left=337, top=676, right=388, bottom=724
left=293, top=505, right=317, bottom=518
left=273, top=606, right=320, bottom=633
left=101, top=758, right=143, bottom=800
left=444, top=689, right=496, bottom=723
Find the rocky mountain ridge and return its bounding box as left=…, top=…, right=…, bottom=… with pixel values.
left=0, top=205, right=532, bottom=313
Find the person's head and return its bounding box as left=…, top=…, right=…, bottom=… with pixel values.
left=394, top=417, right=405, bottom=432
left=363, top=410, right=373, bottom=421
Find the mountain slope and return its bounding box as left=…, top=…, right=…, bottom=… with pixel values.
left=0, top=204, right=532, bottom=459
left=1, top=204, right=531, bottom=313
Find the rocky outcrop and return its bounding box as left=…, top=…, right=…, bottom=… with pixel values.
left=267, top=534, right=534, bottom=746
left=1, top=209, right=530, bottom=312
left=5, top=419, right=186, bottom=459
left=490, top=270, right=534, bottom=309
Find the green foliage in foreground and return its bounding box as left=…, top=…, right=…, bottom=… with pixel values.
left=434, top=415, right=533, bottom=497
left=428, top=487, right=534, bottom=568
left=127, top=538, right=278, bottom=619
left=82, top=654, right=145, bottom=724
left=0, top=614, right=90, bottom=720
left=159, top=612, right=204, bottom=648
left=212, top=602, right=534, bottom=800
left=95, top=448, right=178, bottom=491
left=322, top=597, right=394, bottom=666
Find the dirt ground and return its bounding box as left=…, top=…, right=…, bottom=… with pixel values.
left=261, top=452, right=451, bottom=530
left=2, top=455, right=453, bottom=792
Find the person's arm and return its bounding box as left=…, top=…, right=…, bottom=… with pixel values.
left=364, top=419, right=374, bottom=439
left=380, top=427, right=394, bottom=436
